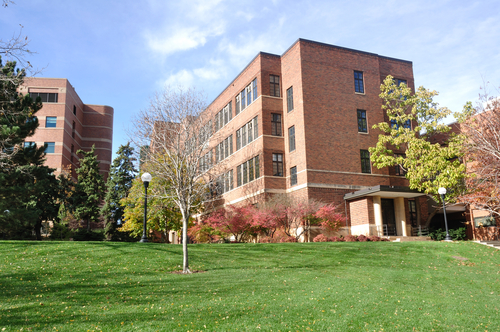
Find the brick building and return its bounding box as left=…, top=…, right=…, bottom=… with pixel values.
left=19, top=78, right=113, bottom=181
left=204, top=38, right=429, bottom=238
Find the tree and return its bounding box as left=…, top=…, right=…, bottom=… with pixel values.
left=369, top=76, right=469, bottom=199
left=71, top=145, right=105, bottom=230
left=205, top=205, right=256, bottom=242
left=120, top=176, right=182, bottom=241
left=458, top=86, right=500, bottom=217
left=131, top=87, right=222, bottom=273
left=101, top=143, right=137, bottom=239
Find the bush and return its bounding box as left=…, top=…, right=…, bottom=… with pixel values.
left=259, top=236, right=276, bottom=243
left=49, top=223, right=72, bottom=241
left=344, top=235, right=358, bottom=242
left=313, top=234, right=329, bottom=242
left=329, top=236, right=344, bottom=242
left=279, top=236, right=298, bottom=243
left=368, top=235, right=381, bottom=242
left=72, top=229, right=105, bottom=241
left=430, top=227, right=467, bottom=241
left=380, top=237, right=390, bottom=242
left=357, top=234, right=369, bottom=242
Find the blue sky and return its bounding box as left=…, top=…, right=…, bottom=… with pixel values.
left=2, top=0, right=499, bottom=159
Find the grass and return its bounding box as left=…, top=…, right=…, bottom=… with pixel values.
left=0, top=241, right=499, bottom=331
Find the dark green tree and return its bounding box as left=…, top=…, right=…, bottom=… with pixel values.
left=101, top=143, right=137, bottom=239
left=72, top=145, right=105, bottom=230
left=0, top=58, right=61, bottom=240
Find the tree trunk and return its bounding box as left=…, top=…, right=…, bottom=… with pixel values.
left=35, top=220, right=42, bottom=241
left=181, top=209, right=191, bottom=274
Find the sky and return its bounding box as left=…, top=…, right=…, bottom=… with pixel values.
left=1, top=0, right=499, bottom=160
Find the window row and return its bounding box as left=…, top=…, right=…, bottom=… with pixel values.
left=215, top=135, right=233, bottom=163
left=236, top=116, right=258, bottom=150
left=199, top=120, right=213, bottom=143
left=215, top=103, right=232, bottom=132
left=29, top=92, right=58, bottom=103
left=216, top=170, right=234, bottom=195
left=356, top=109, right=411, bottom=134
left=199, top=150, right=213, bottom=173
left=24, top=142, right=55, bottom=154
left=272, top=153, right=297, bottom=187
left=236, top=156, right=260, bottom=187
left=236, top=78, right=258, bottom=116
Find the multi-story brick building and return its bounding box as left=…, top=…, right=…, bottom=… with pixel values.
left=19, top=78, right=113, bottom=181
left=205, top=38, right=429, bottom=238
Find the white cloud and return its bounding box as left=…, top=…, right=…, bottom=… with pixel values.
left=161, top=69, right=195, bottom=88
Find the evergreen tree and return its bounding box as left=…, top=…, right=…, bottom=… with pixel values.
left=101, top=143, right=137, bottom=239
left=72, top=145, right=105, bottom=230
left=0, top=57, right=62, bottom=239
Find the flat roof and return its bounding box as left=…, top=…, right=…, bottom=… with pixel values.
left=344, top=185, right=425, bottom=200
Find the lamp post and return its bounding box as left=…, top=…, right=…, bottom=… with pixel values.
left=438, top=187, right=452, bottom=241
left=140, top=172, right=152, bottom=243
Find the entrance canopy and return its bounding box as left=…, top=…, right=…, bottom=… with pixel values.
left=344, top=185, right=425, bottom=201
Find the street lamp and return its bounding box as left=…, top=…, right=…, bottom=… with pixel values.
left=140, top=172, right=152, bottom=243
left=438, top=187, right=452, bottom=241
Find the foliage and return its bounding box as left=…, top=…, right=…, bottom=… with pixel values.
left=344, top=234, right=358, bottom=242
left=330, top=236, right=345, bottom=242
left=367, top=235, right=381, bottom=242
left=72, top=229, right=105, bottom=241
left=71, top=145, right=105, bottom=230
left=101, top=143, right=137, bottom=239
left=370, top=76, right=468, bottom=199
left=458, top=86, right=500, bottom=217
left=314, top=204, right=345, bottom=232
left=429, top=227, right=467, bottom=241
left=120, top=176, right=182, bottom=241
left=49, top=222, right=72, bottom=241
left=188, top=223, right=224, bottom=243
left=205, top=205, right=256, bottom=242
left=313, top=234, right=329, bottom=242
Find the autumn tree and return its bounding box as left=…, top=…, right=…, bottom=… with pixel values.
left=458, top=86, right=500, bottom=217
left=101, top=143, right=137, bottom=239
left=132, top=87, right=223, bottom=273
left=369, top=76, right=469, bottom=199
left=71, top=145, right=105, bottom=230
left=205, top=205, right=256, bottom=242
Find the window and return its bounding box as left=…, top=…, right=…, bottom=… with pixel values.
left=236, top=116, right=258, bottom=150
left=288, top=126, right=296, bottom=152
left=290, top=166, right=297, bottom=186
left=270, top=75, right=280, bottom=97
left=73, top=105, right=76, bottom=115
left=397, top=79, right=407, bottom=86
left=409, top=200, right=417, bottom=227
left=238, top=78, right=257, bottom=114
left=72, top=121, right=76, bottom=139
left=216, top=170, right=234, bottom=194
left=236, top=156, right=260, bottom=187
left=394, top=153, right=406, bottom=176
left=215, top=135, right=233, bottom=163
left=30, top=92, right=58, bottom=103
left=360, top=150, right=371, bottom=173
left=354, top=71, right=364, bottom=93
left=271, top=113, right=282, bottom=136
left=215, top=102, right=232, bottom=131
left=287, top=87, right=294, bottom=112
left=45, top=116, right=57, bottom=128
left=71, top=144, right=74, bottom=163
left=357, top=110, right=367, bottom=133
left=24, top=142, right=35, bottom=148
left=199, top=151, right=213, bottom=172
left=272, top=153, right=283, bottom=176
left=44, top=142, right=55, bottom=154
left=390, top=119, right=411, bottom=130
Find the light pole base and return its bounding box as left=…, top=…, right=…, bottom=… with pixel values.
left=444, top=236, right=453, bottom=241
left=139, top=236, right=148, bottom=243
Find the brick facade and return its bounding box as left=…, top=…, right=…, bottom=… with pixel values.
left=20, top=78, right=113, bottom=181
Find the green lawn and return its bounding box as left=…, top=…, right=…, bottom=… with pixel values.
left=0, top=241, right=499, bottom=331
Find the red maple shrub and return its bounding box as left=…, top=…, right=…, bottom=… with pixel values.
left=314, top=204, right=345, bottom=232
left=329, top=236, right=344, bottom=242
left=313, top=234, right=329, bottom=242
left=344, top=234, right=358, bottom=242
left=357, top=234, right=369, bottom=242
left=368, top=235, right=381, bottom=242
left=205, top=205, right=256, bottom=242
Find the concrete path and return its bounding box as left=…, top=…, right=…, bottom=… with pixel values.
left=475, top=240, right=500, bottom=250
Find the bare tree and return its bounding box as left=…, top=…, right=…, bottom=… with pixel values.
left=131, top=87, right=224, bottom=273
left=459, top=85, right=500, bottom=217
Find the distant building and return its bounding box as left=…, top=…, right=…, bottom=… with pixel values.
left=20, top=78, right=113, bottom=181
left=203, top=38, right=429, bottom=238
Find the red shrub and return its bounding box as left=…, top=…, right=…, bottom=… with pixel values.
left=313, top=234, right=329, bottom=242
left=380, top=237, right=390, bottom=242
left=259, top=236, right=276, bottom=243
left=329, top=236, right=345, bottom=242
left=344, top=235, right=358, bottom=242
left=279, top=235, right=298, bottom=243
left=368, top=235, right=381, bottom=242
left=357, top=234, right=369, bottom=242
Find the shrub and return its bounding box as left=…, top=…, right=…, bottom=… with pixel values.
left=430, top=227, right=468, bottom=241
left=357, top=234, right=369, bottom=242
left=279, top=235, right=298, bottom=243
left=49, top=223, right=72, bottom=241
left=72, top=229, right=105, bottom=241
left=344, top=235, right=358, bottom=242
left=313, top=234, right=329, bottom=242
left=259, top=236, right=276, bottom=243
left=380, top=237, right=390, bottom=242
left=328, top=236, right=343, bottom=242
left=367, top=235, right=381, bottom=242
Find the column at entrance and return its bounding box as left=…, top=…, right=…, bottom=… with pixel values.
left=373, top=196, right=383, bottom=236
left=394, top=197, right=407, bottom=236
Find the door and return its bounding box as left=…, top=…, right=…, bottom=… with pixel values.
left=381, top=199, right=396, bottom=236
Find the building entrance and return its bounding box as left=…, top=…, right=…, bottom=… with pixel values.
left=382, top=199, right=396, bottom=236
